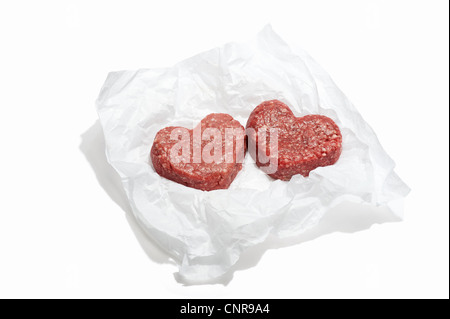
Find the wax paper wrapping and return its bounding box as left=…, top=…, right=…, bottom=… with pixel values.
left=96, top=25, right=410, bottom=282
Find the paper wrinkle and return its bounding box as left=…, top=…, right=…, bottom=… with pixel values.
left=96, top=25, right=410, bottom=282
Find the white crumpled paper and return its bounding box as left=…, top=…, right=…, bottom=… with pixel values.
left=96, top=25, right=410, bottom=282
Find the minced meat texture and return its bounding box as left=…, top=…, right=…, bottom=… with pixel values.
left=246, top=100, right=342, bottom=180
left=151, top=113, right=246, bottom=191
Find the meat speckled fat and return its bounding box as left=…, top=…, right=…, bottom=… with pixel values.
left=246, top=100, right=342, bottom=180
left=151, top=113, right=246, bottom=191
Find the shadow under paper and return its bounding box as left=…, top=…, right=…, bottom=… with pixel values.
left=80, top=121, right=173, bottom=266
left=80, top=120, right=400, bottom=286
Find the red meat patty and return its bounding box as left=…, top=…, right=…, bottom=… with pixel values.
left=151, top=113, right=246, bottom=191
left=246, top=100, right=342, bottom=180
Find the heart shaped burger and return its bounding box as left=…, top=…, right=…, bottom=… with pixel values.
left=246, top=100, right=342, bottom=180
left=151, top=114, right=246, bottom=191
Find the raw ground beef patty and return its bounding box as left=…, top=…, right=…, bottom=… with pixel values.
left=151, top=113, right=246, bottom=191
left=246, top=100, right=342, bottom=180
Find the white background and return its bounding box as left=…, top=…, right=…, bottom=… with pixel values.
left=0, top=0, right=448, bottom=299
